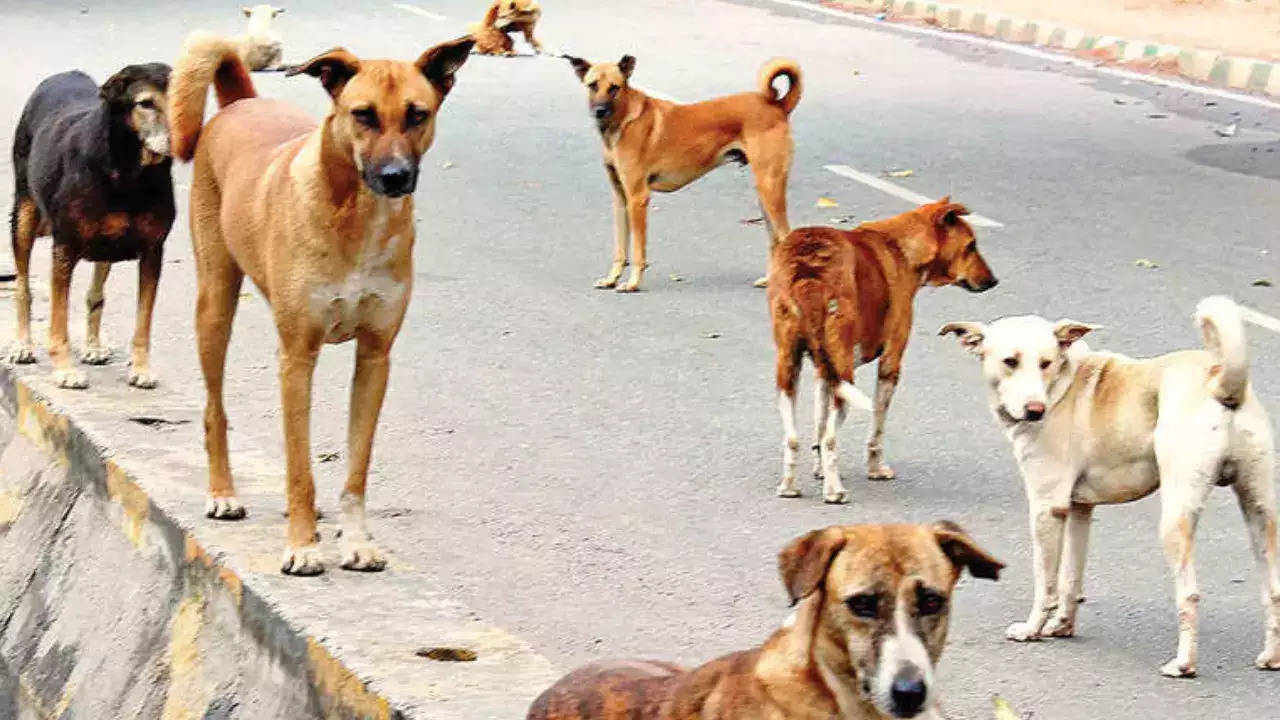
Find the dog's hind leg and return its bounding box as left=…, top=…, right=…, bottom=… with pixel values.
left=47, top=241, right=87, bottom=389
left=1045, top=503, right=1093, bottom=637
left=1230, top=435, right=1280, bottom=670
left=594, top=164, right=629, bottom=289
left=819, top=376, right=852, bottom=505
left=196, top=256, right=246, bottom=520
left=339, top=333, right=393, bottom=571
left=81, top=262, right=112, bottom=365
left=775, top=338, right=802, bottom=498
left=866, top=361, right=900, bottom=481
left=7, top=197, right=39, bottom=364
left=811, top=372, right=831, bottom=481
left=127, top=246, right=163, bottom=388
left=1007, top=501, right=1067, bottom=642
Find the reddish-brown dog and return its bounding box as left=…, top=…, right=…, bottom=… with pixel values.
left=769, top=199, right=997, bottom=503
left=469, top=0, right=544, bottom=56
left=169, top=32, right=473, bottom=575
left=526, top=522, right=1003, bottom=720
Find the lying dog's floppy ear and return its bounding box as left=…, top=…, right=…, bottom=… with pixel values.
left=286, top=48, right=360, bottom=99
left=618, top=54, right=637, bottom=79
left=938, top=322, right=985, bottom=355
left=417, top=35, right=475, bottom=98
left=932, top=520, right=1004, bottom=581
left=778, top=527, right=846, bottom=605
left=1053, top=320, right=1098, bottom=350
left=566, top=55, right=591, bottom=81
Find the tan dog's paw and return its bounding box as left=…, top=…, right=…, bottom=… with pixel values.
left=615, top=282, right=641, bottom=293
left=6, top=342, right=36, bottom=364
left=1159, top=658, right=1196, bottom=678
left=128, top=367, right=159, bottom=389
left=1257, top=649, right=1280, bottom=670
left=340, top=540, right=387, bottom=572
left=1043, top=615, right=1075, bottom=638
left=753, top=275, right=769, bottom=288
left=80, top=345, right=112, bottom=365
left=52, top=367, right=89, bottom=389
left=205, top=495, right=247, bottom=520
left=593, top=276, right=619, bottom=289
left=867, top=464, right=896, bottom=481
left=281, top=545, right=325, bottom=576
left=1005, top=622, right=1043, bottom=642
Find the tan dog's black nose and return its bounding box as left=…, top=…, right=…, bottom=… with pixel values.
left=1024, top=401, right=1046, bottom=421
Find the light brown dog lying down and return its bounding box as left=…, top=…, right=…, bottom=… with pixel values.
left=565, top=54, right=801, bottom=292
left=469, top=0, right=544, bottom=55
left=527, top=522, right=1003, bottom=720
left=769, top=199, right=998, bottom=503
left=169, top=32, right=474, bottom=575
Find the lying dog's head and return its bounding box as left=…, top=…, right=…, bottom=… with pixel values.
left=915, top=197, right=998, bottom=293
left=565, top=55, right=635, bottom=128
left=939, top=316, right=1098, bottom=422
left=242, top=4, right=284, bottom=22
left=779, top=522, right=1002, bottom=719
left=286, top=36, right=474, bottom=198
left=493, top=0, right=540, bottom=28
left=100, top=63, right=173, bottom=164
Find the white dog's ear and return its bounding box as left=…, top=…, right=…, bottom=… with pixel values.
left=242, top=6, right=253, bottom=17
left=938, top=322, right=985, bottom=355
left=1053, top=320, right=1098, bottom=349
left=273, top=7, right=285, bottom=16
left=778, top=527, right=846, bottom=606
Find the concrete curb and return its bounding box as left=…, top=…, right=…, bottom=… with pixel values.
left=817, top=0, right=1280, bottom=97
left=0, top=330, right=557, bottom=715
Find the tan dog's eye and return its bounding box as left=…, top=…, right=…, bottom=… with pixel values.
left=917, top=588, right=947, bottom=616
left=1003, top=357, right=1018, bottom=369
left=587, top=81, right=598, bottom=92
left=608, top=85, right=620, bottom=97
left=351, top=107, right=380, bottom=130
left=405, top=106, right=431, bottom=129
left=1039, top=359, right=1051, bottom=370
left=135, top=98, right=156, bottom=110
left=844, top=593, right=880, bottom=619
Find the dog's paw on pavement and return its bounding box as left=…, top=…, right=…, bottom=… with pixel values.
left=80, top=345, right=112, bottom=365
left=52, top=368, right=88, bottom=389
left=1005, top=622, right=1043, bottom=642
left=205, top=495, right=247, bottom=520
left=6, top=343, right=35, bottom=364
left=128, top=368, right=159, bottom=389
left=340, top=540, right=387, bottom=572
left=281, top=545, right=326, bottom=576
left=1160, top=658, right=1197, bottom=679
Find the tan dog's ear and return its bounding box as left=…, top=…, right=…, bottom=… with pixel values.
left=932, top=521, right=1004, bottom=581
left=1053, top=320, right=1097, bottom=349
left=566, top=56, right=591, bottom=81
left=243, top=6, right=252, bottom=17
left=417, top=35, right=475, bottom=98
left=618, top=54, right=636, bottom=79
left=778, top=527, right=846, bottom=605
left=286, top=48, right=360, bottom=99
left=930, top=197, right=970, bottom=227
left=938, top=322, right=985, bottom=355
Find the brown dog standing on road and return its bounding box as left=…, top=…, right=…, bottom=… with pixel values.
left=169, top=32, right=473, bottom=575
left=565, top=54, right=801, bottom=292
left=469, top=0, right=544, bottom=56
left=769, top=199, right=997, bottom=503
left=526, top=522, right=1003, bottom=720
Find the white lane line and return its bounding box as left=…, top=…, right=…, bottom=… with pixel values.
left=1242, top=306, right=1280, bottom=335
left=391, top=3, right=447, bottom=20
left=765, top=0, right=1280, bottom=113
left=823, top=164, right=1004, bottom=227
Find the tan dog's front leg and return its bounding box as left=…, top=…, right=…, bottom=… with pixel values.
left=617, top=184, right=649, bottom=293
left=595, top=165, right=628, bottom=289
left=279, top=342, right=324, bottom=576
left=521, top=23, right=543, bottom=53
left=340, top=335, right=392, bottom=572
left=48, top=243, right=87, bottom=389
left=866, top=363, right=899, bottom=481
left=6, top=198, right=38, bottom=364
left=127, top=246, right=163, bottom=388
left=1007, top=504, right=1066, bottom=641
left=81, top=262, right=112, bottom=365
left=1044, top=503, right=1092, bottom=637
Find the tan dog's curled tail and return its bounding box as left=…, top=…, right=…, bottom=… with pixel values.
left=171, top=32, right=257, bottom=162
left=1195, top=295, right=1250, bottom=409
left=759, top=57, right=802, bottom=115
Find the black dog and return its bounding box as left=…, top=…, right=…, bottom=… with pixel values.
left=8, top=64, right=174, bottom=389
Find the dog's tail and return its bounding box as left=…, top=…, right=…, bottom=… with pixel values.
left=790, top=279, right=872, bottom=412
left=1196, top=295, right=1250, bottom=410
left=759, top=58, right=802, bottom=115
left=170, top=32, right=257, bottom=162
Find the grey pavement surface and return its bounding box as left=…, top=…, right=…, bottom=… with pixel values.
left=3, top=0, right=1280, bottom=717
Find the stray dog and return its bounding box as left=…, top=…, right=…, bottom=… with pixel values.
left=469, top=0, right=544, bottom=56
left=940, top=296, right=1280, bottom=677
left=169, top=32, right=474, bottom=575
left=237, top=5, right=286, bottom=71
left=770, top=199, right=997, bottom=503
left=8, top=64, right=173, bottom=389
left=565, top=54, right=801, bottom=292
left=527, top=522, right=1003, bottom=720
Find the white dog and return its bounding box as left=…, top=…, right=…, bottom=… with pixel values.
left=940, top=296, right=1279, bottom=678
left=237, top=5, right=285, bottom=71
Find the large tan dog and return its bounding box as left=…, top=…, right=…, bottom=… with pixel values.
left=769, top=199, right=997, bottom=504
left=469, top=0, right=544, bottom=56
left=527, top=522, right=1003, bottom=720
left=940, top=296, right=1280, bottom=677
left=169, top=32, right=473, bottom=575
left=565, top=54, right=801, bottom=292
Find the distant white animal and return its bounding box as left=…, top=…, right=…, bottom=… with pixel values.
left=237, top=5, right=285, bottom=71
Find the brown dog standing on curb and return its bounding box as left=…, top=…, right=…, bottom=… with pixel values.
left=565, top=54, right=801, bottom=292
left=769, top=199, right=997, bottom=503
left=169, top=32, right=473, bottom=575
left=526, top=522, right=1003, bottom=720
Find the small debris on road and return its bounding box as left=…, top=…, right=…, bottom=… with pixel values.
left=1135, top=258, right=1159, bottom=269
left=318, top=451, right=340, bottom=463
left=1252, top=279, right=1272, bottom=287
left=829, top=214, right=857, bottom=224
left=740, top=215, right=766, bottom=225
left=669, top=274, right=684, bottom=282
left=815, top=197, right=839, bottom=208
left=415, top=647, right=477, bottom=662
left=128, top=416, right=191, bottom=429
left=992, top=695, right=1021, bottom=720
left=1146, top=113, right=1169, bottom=119
left=1214, top=121, right=1239, bottom=138
left=884, top=168, right=915, bottom=178
left=441, top=160, right=455, bottom=169
left=704, top=332, right=721, bottom=339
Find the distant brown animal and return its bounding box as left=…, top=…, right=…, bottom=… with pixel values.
left=469, top=0, right=544, bottom=56
left=168, top=31, right=473, bottom=575
left=526, top=522, right=1004, bottom=720
left=565, top=54, right=801, bottom=292
left=769, top=199, right=997, bottom=503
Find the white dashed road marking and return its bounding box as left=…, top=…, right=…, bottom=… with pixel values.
left=823, top=164, right=1004, bottom=228
left=1241, top=306, right=1280, bottom=335
left=391, top=3, right=446, bottom=21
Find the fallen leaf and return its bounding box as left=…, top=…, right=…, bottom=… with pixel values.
left=992, top=695, right=1020, bottom=720
left=669, top=274, right=685, bottom=282
left=1214, top=121, right=1239, bottom=138
left=815, top=197, right=839, bottom=208
left=884, top=168, right=915, bottom=178
left=1252, top=278, right=1272, bottom=287
left=704, top=332, right=721, bottom=339
left=441, top=160, right=455, bottom=169
left=1112, top=98, right=1127, bottom=105
left=740, top=216, right=767, bottom=225
left=318, top=451, right=340, bottom=463
left=1146, top=112, right=1169, bottom=119
left=415, top=647, right=477, bottom=662
left=1135, top=258, right=1159, bottom=269
left=851, top=69, right=861, bottom=76
left=1204, top=100, right=1218, bottom=107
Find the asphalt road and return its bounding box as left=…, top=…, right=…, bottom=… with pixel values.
left=3, top=0, right=1280, bottom=717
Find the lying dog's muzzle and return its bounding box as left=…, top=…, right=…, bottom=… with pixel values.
left=364, top=159, right=419, bottom=198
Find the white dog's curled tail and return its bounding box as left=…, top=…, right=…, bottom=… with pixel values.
left=1195, top=295, right=1249, bottom=409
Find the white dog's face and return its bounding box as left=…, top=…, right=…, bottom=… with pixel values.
left=939, top=316, right=1097, bottom=422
